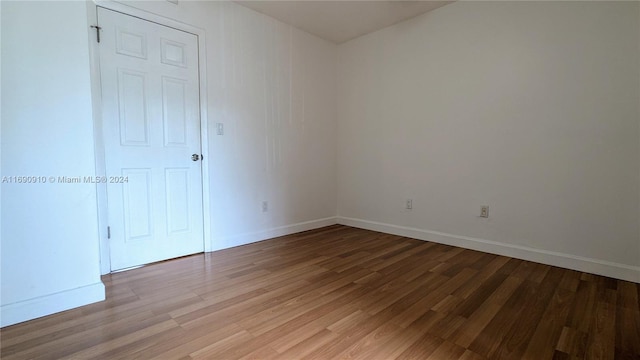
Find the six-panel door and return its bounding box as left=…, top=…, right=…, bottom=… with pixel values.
left=98, top=7, right=204, bottom=271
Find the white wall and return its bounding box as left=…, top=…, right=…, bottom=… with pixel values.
left=115, top=0, right=338, bottom=250
left=1, top=1, right=105, bottom=326
left=337, top=1, right=640, bottom=282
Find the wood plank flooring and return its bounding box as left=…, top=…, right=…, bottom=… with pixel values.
left=1, top=225, right=639, bottom=359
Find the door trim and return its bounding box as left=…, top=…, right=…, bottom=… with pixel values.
left=87, top=1, right=212, bottom=274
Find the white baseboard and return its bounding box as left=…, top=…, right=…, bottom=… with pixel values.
left=211, top=216, right=338, bottom=251
left=1, top=282, right=105, bottom=327
left=337, top=217, right=640, bottom=283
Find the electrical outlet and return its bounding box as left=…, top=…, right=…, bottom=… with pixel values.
left=262, top=201, right=268, bottom=212
left=406, top=199, right=413, bottom=210
left=480, top=206, right=489, bottom=218
left=216, top=123, right=224, bottom=135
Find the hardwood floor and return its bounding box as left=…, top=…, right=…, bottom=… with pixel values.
left=1, top=225, right=639, bottom=359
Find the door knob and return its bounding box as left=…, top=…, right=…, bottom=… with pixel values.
left=191, top=154, right=201, bottom=161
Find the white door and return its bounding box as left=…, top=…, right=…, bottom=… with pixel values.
left=98, top=7, right=204, bottom=271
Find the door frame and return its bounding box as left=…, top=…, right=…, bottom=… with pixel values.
left=87, top=1, right=212, bottom=274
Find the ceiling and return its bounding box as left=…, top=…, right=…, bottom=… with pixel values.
left=234, top=1, right=453, bottom=44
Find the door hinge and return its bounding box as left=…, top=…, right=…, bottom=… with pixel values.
left=90, top=25, right=102, bottom=43
left=107, top=226, right=111, bottom=239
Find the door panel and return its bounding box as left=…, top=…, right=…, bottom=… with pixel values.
left=122, top=168, right=153, bottom=241
left=98, top=7, right=204, bottom=271
left=118, top=70, right=149, bottom=145
left=165, top=168, right=191, bottom=234
left=162, top=77, right=188, bottom=146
